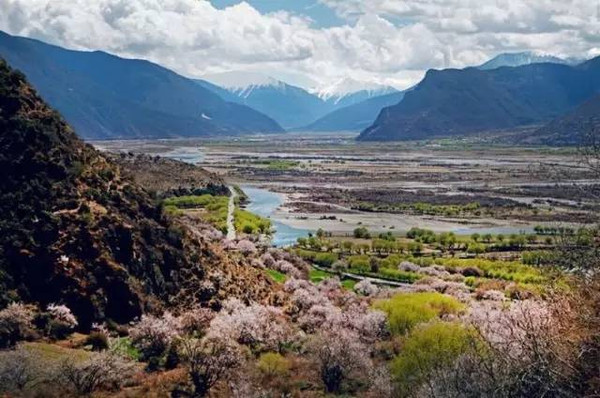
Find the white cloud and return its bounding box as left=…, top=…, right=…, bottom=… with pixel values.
left=0, top=0, right=598, bottom=91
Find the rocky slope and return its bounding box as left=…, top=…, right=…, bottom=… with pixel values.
left=0, top=59, right=279, bottom=329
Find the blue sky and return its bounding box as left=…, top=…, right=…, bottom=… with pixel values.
left=210, top=0, right=345, bottom=28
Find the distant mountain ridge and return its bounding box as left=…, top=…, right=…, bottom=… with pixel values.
left=198, top=72, right=326, bottom=129
left=0, top=31, right=284, bottom=139
left=300, top=91, right=405, bottom=132
left=359, top=57, right=600, bottom=142
left=478, top=51, right=579, bottom=70
left=200, top=72, right=401, bottom=130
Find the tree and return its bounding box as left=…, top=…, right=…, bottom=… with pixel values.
left=353, top=227, right=370, bottom=239
left=257, top=352, right=290, bottom=379
left=60, top=352, right=136, bottom=395
left=129, top=313, right=182, bottom=360
left=178, top=337, right=242, bottom=397
left=0, top=303, right=36, bottom=348
left=316, top=228, right=325, bottom=239
left=309, top=329, right=371, bottom=393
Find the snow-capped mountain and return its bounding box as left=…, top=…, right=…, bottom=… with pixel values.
left=198, top=71, right=326, bottom=129
left=197, top=72, right=403, bottom=131
left=478, top=51, right=581, bottom=70
left=310, top=78, right=399, bottom=108
left=202, top=71, right=285, bottom=98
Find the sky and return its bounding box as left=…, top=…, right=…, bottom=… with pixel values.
left=0, top=0, right=599, bottom=91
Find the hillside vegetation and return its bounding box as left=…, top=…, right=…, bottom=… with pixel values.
left=0, top=58, right=278, bottom=329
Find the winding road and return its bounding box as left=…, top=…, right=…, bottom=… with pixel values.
left=226, top=186, right=237, bottom=241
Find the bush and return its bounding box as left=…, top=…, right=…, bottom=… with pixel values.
left=0, top=303, right=36, bottom=348
left=257, top=352, right=290, bottom=378
left=0, top=345, right=46, bottom=392
left=59, top=352, right=137, bottom=395
left=391, top=322, right=477, bottom=395
left=85, top=332, right=109, bottom=351
left=314, top=252, right=338, bottom=268
left=374, top=293, right=464, bottom=335
left=353, top=227, right=371, bottom=239
left=129, top=313, right=182, bottom=360
left=46, top=304, right=78, bottom=340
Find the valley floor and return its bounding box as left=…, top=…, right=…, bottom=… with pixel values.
left=94, top=132, right=598, bottom=242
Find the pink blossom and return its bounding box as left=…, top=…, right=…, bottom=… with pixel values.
left=236, top=239, right=257, bottom=255
left=354, top=279, right=379, bottom=296
left=208, top=301, right=292, bottom=352
left=129, top=312, right=182, bottom=357
left=47, top=304, right=78, bottom=328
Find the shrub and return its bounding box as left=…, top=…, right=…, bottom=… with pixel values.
left=46, top=304, right=78, bottom=339
left=0, top=345, right=46, bottom=392
left=314, top=252, right=338, bottom=268
left=0, top=303, right=36, bottom=348
left=129, top=313, right=182, bottom=360
left=85, top=332, right=109, bottom=351
left=354, top=279, right=379, bottom=296
left=236, top=239, right=257, bottom=254
left=59, top=352, right=136, bottom=395
left=257, top=352, right=290, bottom=378
left=391, top=322, right=477, bottom=395
left=178, top=307, right=215, bottom=335
left=374, top=292, right=464, bottom=335
left=353, top=227, right=371, bottom=239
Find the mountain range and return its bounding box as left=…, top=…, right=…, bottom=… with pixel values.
left=0, top=31, right=284, bottom=139
left=200, top=72, right=400, bottom=130
left=2, top=30, right=595, bottom=144
left=359, top=57, right=600, bottom=142
left=477, top=51, right=580, bottom=70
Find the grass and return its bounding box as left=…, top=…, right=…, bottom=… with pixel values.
left=24, top=341, right=92, bottom=362
left=110, top=337, right=141, bottom=361
left=234, top=208, right=272, bottom=234
left=309, top=268, right=333, bottom=283
left=163, top=193, right=271, bottom=236
left=392, top=321, right=478, bottom=393
left=163, top=194, right=229, bottom=232
left=266, top=269, right=287, bottom=283
left=341, top=279, right=357, bottom=290
left=374, top=292, right=465, bottom=335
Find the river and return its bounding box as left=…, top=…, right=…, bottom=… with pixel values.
left=241, top=185, right=311, bottom=247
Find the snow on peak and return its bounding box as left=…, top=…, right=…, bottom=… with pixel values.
left=310, top=77, right=397, bottom=103
left=202, top=71, right=284, bottom=92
